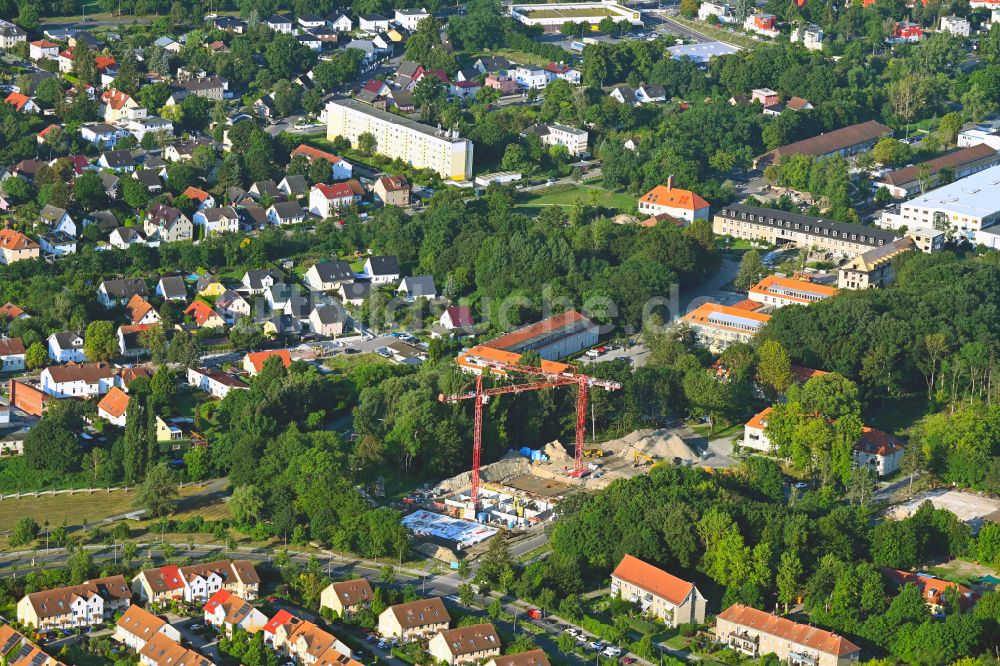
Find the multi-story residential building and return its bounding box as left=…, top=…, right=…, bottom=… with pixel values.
left=40, top=363, right=118, bottom=398
left=131, top=560, right=260, bottom=604
left=17, top=576, right=132, bottom=630
left=698, top=1, right=731, bottom=21
left=940, top=14, right=971, bottom=36
left=716, top=604, right=861, bottom=666
left=0, top=19, right=27, bottom=49
left=713, top=204, right=902, bottom=259
left=395, top=7, right=429, bottom=29
left=193, top=206, right=241, bottom=236
left=637, top=178, right=710, bottom=223
left=853, top=427, right=904, bottom=476
left=428, top=624, right=501, bottom=665
left=611, top=554, right=706, bottom=627
left=320, top=579, right=374, bottom=618
left=747, top=275, right=838, bottom=309
left=0, top=228, right=40, bottom=265
left=837, top=236, right=917, bottom=290
left=378, top=598, right=451, bottom=641
left=114, top=604, right=182, bottom=651
left=486, top=650, right=550, bottom=666
left=143, top=203, right=193, bottom=243
left=521, top=123, right=589, bottom=156
left=310, top=183, right=357, bottom=218
left=101, top=89, right=146, bottom=123
left=29, top=38, right=59, bottom=60
left=47, top=331, right=86, bottom=362
left=138, top=632, right=216, bottom=666
left=681, top=302, right=770, bottom=352
left=327, top=98, right=473, bottom=180
left=791, top=24, right=824, bottom=50
left=879, top=144, right=999, bottom=198
left=510, top=65, right=548, bottom=89
left=880, top=164, right=1000, bottom=243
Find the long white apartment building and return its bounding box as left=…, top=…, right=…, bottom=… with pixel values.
left=879, top=164, right=1000, bottom=244
left=326, top=98, right=473, bottom=181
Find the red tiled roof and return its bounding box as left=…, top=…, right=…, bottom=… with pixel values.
left=485, top=310, right=589, bottom=353
left=790, top=365, right=828, bottom=384
left=0, top=228, right=39, bottom=251
left=730, top=299, right=763, bottom=311
left=100, top=89, right=133, bottom=110
left=612, top=554, right=695, bottom=606
left=718, top=604, right=860, bottom=657
left=97, top=386, right=130, bottom=419
left=245, top=349, right=291, bottom=373
left=856, top=427, right=903, bottom=456
left=264, top=609, right=296, bottom=635
left=745, top=407, right=772, bottom=431
left=182, top=186, right=211, bottom=203
left=185, top=300, right=222, bottom=326
left=126, top=293, right=156, bottom=325
left=203, top=589, right=232, bottom=614
left=0, top=302, right=26, bottom=321
left=31, top=39, right=58, bottom=48
left=879, top=569, right=979, bottom=611
left=445, top=305, right=473, bottom=328
left=315, top=182, right=354, bottom=199
left=4, top=92, right=32, bottom=111
left=639, top=184, right=709, bottom=212
left=291, top=144, right=344, bottom=165
left=96, top=55, right=116, bottom=72
left=0, top=336, right=25, bottom=356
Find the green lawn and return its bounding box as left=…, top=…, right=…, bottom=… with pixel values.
left=515, top=185, right=636, bottom=213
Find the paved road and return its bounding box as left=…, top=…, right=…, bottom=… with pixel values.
left=678, top=254, right=742, bottom=314
left=649, top=13, right=712, bottom=43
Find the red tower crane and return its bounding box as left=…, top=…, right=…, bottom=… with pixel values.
left=439, top=358, right=622, bottom=509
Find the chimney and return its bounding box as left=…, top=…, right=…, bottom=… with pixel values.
left=667, top=175, right=674, bottom=191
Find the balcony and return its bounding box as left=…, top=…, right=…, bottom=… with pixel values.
left=726, top=632, right=758, bottom=657
left=789, top=650, right=819, bottom=666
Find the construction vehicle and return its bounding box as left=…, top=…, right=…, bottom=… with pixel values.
left=633, top=451, right=655, bottom=466
left=584, top=448, right=604, bottom=458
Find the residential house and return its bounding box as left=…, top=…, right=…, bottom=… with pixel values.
left=892, top=21, right=923, bottom=42
left=310, top=304, right=346, bottom=337
left=744, top=13, right=779, bottom=37
left=0, top=19, right=27, bottom=49
left=544, top=62, right=580, bottom=85
left=715, top=604, right=861, bottom=666
left=395, top=7, right=429, bottom=29
left=0, top=337, right=26, bottom=372
left=363, top=256, right=401, bottom=285
left=187, top=366, right=248, bottom=398
left=521, top=123, right=588, bottom=156
left=747, top=275, right=838, bottom=309
left=837, top=237, right=916, bottom=290
left=511, top=65, right=548, bottom=89
left=378, top=598, right=451, bottom=642
left=203, top=590, right=267, bottom=635
left=164, top=140, right=213, bottom=163
left=133, top=169, right=163, bottom=193
left=214, top=16, right=248, bottom=32
left=29, top=39, right=59, bottom=60
left=485, top=74, right=519, bottom=94
left=193, top=206, right=241, bottom=236
left=327, top=13, right=353, bottom=31
left=278, top=174, right=309, bottom=198
left=359, top=13, right=391, bottom=31
left=320, top=579, right=373, bottom=618
left=0, top=302, right=29, bottom=324
left=474, top=56, right=511, bottom=75
left=101, top=89, right=146, bottom=123
left=940, top=15, right=971, bottom=36
left=185, top=301, right=225, bottom=328
left=131, top=560, right=260, bottom=604
left=118, top=324, right=153, bottom=358
left=174, top=76, right=227, bottom=101
left=97, top=149, right=137, bottom=171
left=310, top=182, right=358, bottom=217
left=853, top=427, right=904, bottom=476
left=138, top=632, right=216, bottom=666
left=82, top=124, right=130, bottom=148
left=243, top=349, right=292, bottom=376
left=114, top=604, right=182, bottom=651
left=98, top=278, right=148, bottom=308
left=397, top=275, right=437, bottom=302
left=742, top=407, right=773, bottom=453
left=267, top=201, right=306, bottom=225
left=791, top=24, right=824, bottom=50
left=786, top=96, right=813, bottom=112
left=153, top=36, right=181, bottom=52
left=428, top=624, right=501, bottom=666
left=155, top=416, right=183, bottom=442
left=450, top=79, right=482, bottom=99
left=284, top=620, right=353, bottom=664
left=4, top=92, right=40, bottom=113
left=126, top=294, right=161, bottom=325
left=339, top=282, right=371, bottom=306
left=96, top=386, right=130, bottom=427
left=880, top=569, right=978, bottom=614
left=681, top=302, right=770, bottom=352
left=305, top=261, right=355, bottom=291
left=264, top=314, right=303, bottom=339
left=182, top=186, right=215, bottom=209
left=265, top=14, right=294, bottom=32
left=373, top=175, right=410, bottom=207
left=290, top=144, right=353, bottom=180
left=486, top=651, right=550, bottom=666
left=0, top=228, right=40, bottom=265
left=611, top=554, right=706, bottom=627
left=109, top=226, right=147, bottom=250
left=440, top=305, right=474, bottom=332
left=143, top=203, right=193, bottom=243
left=39, top=231, right=77, bottom=256
left=242, top=268, right=283, bottom=295
left=17, top=576, right=131, bottom=630
left=47, top=331, right=86, bottom=363
left=216, top=289, right=251, bottom=320
left=156, top=277, right=187, bottom=302
left=637, top=178, right=710, bottom=223
left=264, top=283, right=294, bottom=310
left=297, top=13, right=326, bottom=29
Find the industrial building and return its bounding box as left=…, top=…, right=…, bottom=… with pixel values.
left=755, top=120, right=893, bottom=167
left=508, top=1, right=641, bottom=29
left=326, top=98, right=473, bottom=180
left=878, top=143, right=999, bottom=198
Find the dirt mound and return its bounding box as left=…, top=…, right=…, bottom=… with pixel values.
left=543, top=440, right=572, bottom=462
left=622, top=429, right=699, bottom=463
left=432, top=456, right=532, bottom=494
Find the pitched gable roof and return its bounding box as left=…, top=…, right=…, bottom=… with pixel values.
left=612, top=554, right=695, bottom=606
left=718, top=604, right=861, bottom=657
left=97, top=385, right=130, bottom=419
left=126, top=293, right=157, bottom=324
left=245, top=349, right=292, bottom=373
left=639, top=184, right=709, bottom=211
left=388, top=598, right=450, bottom=629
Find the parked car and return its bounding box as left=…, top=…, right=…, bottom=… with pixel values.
left=564, top=628, right=579, bottom=636
left=590, top=640, right=606, bottom=650
left=603, top=646, right=623, bottom=658
left=621, top=657, right=637, bottom=664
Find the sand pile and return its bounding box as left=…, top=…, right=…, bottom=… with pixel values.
left=623, top=429, right=699, bottom=462
left=432, top=456, right=532, bottom=494
left=543, top=440, right=572, bottom=462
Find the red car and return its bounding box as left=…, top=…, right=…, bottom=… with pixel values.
left=267, top=596, right=278, bottom=602
left=621, top=658, right=636, bottom=664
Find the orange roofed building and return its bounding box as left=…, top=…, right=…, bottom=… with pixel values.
left=716, top=604, right=861, bottom=666
left=879, top=569, right=979, bottom=614
left=456, top=310, right=597, bottom=374
left=637, top=177, right=710, bottom=224
left=611, top=555, right=706, bottom=627
left=748, top=275, right=838, bottom=309
left=243, top=349, right=292, bottom=376
left=0, top=228, right=40, bottom=265
left=681, top=302, right=770, bottom=352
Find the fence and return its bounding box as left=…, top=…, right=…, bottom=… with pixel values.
left=0, top=480, right=203, bottom=501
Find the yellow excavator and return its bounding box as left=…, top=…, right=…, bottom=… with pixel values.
left=584, top=448, right=604, bottom=458
left=633, top=452, right=655, bottom=466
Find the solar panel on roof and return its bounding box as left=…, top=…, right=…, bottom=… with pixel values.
left=30, top=651, right=49, bottom=666
left=12, top=644, right=32, bottom=662
left=1, top=634, right=20, bottom=655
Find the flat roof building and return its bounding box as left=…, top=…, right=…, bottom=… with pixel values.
left=668, top=41, right=740, bottom=63
left=879, top=164, right=1000, bottom=242
left=326, top=98, right=473, bottom=181
left=456, top=310, right=599, bottom=373
left=681, top=302, right=770, bottom=352
left=748, top=275, right=838, bottom=308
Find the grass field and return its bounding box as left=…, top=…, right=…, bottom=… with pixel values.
left=514, top=185, right=636, bottom=213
